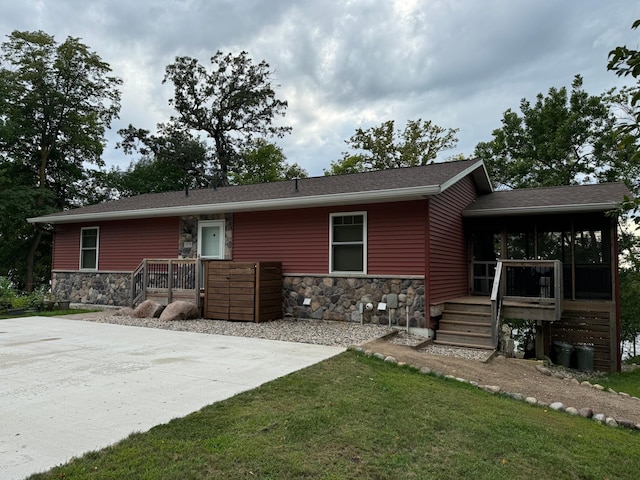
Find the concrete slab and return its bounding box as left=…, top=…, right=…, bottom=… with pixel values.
left=0, top=317, right=344, bottom=480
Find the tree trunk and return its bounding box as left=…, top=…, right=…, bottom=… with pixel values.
left=25, top=226, right=43, bottom=293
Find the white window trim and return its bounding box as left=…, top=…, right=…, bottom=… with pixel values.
left=197, top=220, right=226, bottom=259
left=329, top=211, right=367, bottom=274
left=79, top=226, right=99, bottom=270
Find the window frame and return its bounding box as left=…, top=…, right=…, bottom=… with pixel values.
left=79, top=226, right=99, bottom=270
left=329, top=211, right=367, bottom=274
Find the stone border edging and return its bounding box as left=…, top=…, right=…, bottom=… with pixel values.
left=353, top=347, right=640, bottom=431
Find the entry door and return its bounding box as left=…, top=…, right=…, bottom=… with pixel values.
left=198, top=220, right=225, bottom=259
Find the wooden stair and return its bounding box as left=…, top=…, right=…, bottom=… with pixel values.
left=435, top=300, right=495, bottom=350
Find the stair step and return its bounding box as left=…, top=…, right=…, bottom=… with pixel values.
left=442, top=312, right=492, bottom=323
left=433, top=339, right=495, bottom=351
left=436, top=330, right=494, bottom=348
left=439, top=319, right=492, bottom=334
left=444, top=302, right=491, bottom=314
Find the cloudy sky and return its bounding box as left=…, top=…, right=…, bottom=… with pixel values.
left=2, top=1, right=639, bottom=176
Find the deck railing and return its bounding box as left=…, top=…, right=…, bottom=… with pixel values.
left=490, top=261, right=504, bottom=348
left=501, top=260, right=563, bottom=322
left=131, top=258, right=200, bottom=307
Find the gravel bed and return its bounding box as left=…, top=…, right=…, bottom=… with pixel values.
left=66, top=313, right=394, bottom=348
left=418, top=343, right=494, bottom=362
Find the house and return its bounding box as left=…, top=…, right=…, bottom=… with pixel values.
left=28, top=159, right=630, bottom=370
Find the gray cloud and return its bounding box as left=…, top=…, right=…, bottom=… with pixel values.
left=1, top=0, right=638, bottom=175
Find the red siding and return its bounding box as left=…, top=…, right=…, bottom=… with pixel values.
left=233, top=200, right=426, bottom=275
left=428, top=175, right=478, bottom=304
left=53, top=217, right=179, bottom=271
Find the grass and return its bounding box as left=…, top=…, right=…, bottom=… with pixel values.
left=580, top=365, right=640, bottom=398
left=28, top=350, right=640, bottom=480
left=0, top=308, right=99, bottom=320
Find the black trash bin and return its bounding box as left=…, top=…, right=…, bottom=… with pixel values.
left=575, top=344, right=595, bottom=372
left=554, top=341, right=574, bottom=368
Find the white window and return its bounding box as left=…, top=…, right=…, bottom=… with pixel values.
left=198, top=220, right=225, bottom=259
left=330, top=212, right=367, bottom=273
left=80, top=227, right=99, bottom=270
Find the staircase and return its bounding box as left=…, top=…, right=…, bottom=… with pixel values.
left=435, top=300, right=495, bottom=350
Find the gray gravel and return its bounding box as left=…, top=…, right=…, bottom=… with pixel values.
left=62, top=311, right=494, bottom=361
left=64, top=312, right=394, bottom=348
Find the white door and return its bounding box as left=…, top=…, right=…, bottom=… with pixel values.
left=198, top=221, right=225, bottom=259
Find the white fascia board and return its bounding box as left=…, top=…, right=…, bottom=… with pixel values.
left=439, top=160, right=493, bottom=194
left=28, top=184, right=442, bottom=224
left=462, top=202, right=619, bottom=218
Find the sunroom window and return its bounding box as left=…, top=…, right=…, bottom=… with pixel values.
left=80, top=227, right=99, bottom=270
left=330, top=213, right=366, bottom=273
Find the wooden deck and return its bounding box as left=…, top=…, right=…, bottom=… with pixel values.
left=435, top=296, right=618, bottom=371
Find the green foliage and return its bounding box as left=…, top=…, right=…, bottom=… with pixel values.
left=230, top=139, right=307, bottom=185
left=325, top=118, right=458, bottom=175
left=475, top=75, right=631, bottom=189
left=163, top=51, right=291, bottom=186
left=0, top=30, right=122, bottom=290
left=620, top=269, right=640, bottom=347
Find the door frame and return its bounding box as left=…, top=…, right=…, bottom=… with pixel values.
left=198, top=220, right=226, bottom=259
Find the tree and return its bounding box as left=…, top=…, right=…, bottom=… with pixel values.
left=163, top=51, right=291, bottom=186
left=111, top=123, right=215, bottom=196
left=0, top=30, right=122, bottom=289
left=474, top=75, right=632, bottom=189
left=608, top=19, right=640, bottom=140
left=324, top=119, right=458, bottom=175
left=229, top=139, right=307, bottom=185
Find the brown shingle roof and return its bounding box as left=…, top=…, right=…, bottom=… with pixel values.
left=463, top=182, right=631, bottom=217
left=30, top=159, right=490, bottom=224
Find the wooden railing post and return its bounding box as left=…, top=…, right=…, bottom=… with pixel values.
left=167, top=259, right=174, bottom=304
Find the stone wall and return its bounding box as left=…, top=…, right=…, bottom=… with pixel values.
left=52, top=271, right=132, bottom=306
left=283, top=275, right=426, bottom=327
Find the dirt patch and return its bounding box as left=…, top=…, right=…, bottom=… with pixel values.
left=362, top=337, right=640, bottom=426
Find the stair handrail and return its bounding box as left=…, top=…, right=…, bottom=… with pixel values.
left=490, top=260, right=504, bottom=349
left=131, top=259, right=147, bottom=307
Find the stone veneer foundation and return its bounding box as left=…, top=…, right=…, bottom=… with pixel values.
left=52, top=271, right=132, bottom=306
left=283, top=275, right=426, bottom=327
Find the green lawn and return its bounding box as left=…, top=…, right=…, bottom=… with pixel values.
left=28, top=350, right=639, bottom=480
left=581, top=366, right=640, bottom=398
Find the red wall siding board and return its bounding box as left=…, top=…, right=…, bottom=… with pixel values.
left=428, top=176, right=478, bottom=304
left=52, top=217, right=179, bottom=271
left=234, top=201, right=427, bottom=275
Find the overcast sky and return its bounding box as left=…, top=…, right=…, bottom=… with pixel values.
left=2, top=1, right=639, bottom=176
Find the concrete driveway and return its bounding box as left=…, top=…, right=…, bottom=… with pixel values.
left=0, top=316, right=344, bottom=480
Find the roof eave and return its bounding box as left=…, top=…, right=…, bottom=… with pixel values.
left=28, top=185, right=442, bottom=225
left=462, top=202, right=620, bottom=218
left=440, top=159, right=493, bottom=194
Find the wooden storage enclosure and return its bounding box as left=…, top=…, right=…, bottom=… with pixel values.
left=203, top=261, right=283, bottom=322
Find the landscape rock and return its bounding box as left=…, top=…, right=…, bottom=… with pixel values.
left=384, top=356, right=397, bottom=364
left=593, top=384, right=605, bottom=391
left=373, top=352, right=386, bottom=360
left=113, top=307, right=135, bottom=317
left=616, top=418, right=636, bottom=429
left=133, top=300, right=164, bottom=318
left=419, top=367, right=432, bottom=375
left=535, top=365, right=552, bottom=376
left=159, top=301, right=200, bottom=321
left=549, top=402, right=565, bottom=411
left=593, top=413, right=606, bottom=423
left=565, top=407, right=579, bottom=415
left=525, top=397, right=537, bottom=405
left=578, top=408, right=593, bottom=418
left=481, top=385, right=501, bottom=394
left=605, top=417, right=618, bottom=428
